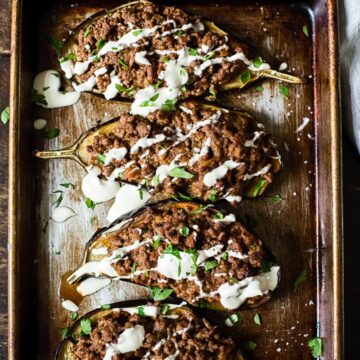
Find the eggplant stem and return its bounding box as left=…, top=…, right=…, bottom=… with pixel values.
left=33, top=148, right=76, bottom=160
left=260, top=69, right=305, bottom=84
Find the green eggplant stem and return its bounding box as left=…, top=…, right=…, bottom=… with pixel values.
left=260, top=69, right=305, bottom=84
left=33, top=148, right=76, bottom=160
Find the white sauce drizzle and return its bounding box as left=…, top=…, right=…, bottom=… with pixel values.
left=77, top=277, right=112, bottom=296
left=130, top=133, right=166, bottom=154
left=203, top=160, right=242, bottom=187
left=244, top=131, right=264, bottom=147
left=296, top=117, right=310, bottom=133
left=242, top=164, right=272, bottom=181
left=135, top=51, right=151, bottom=65
left=61, top=300, right=79, bottom=312
left=33, top=118, right=47, bottom=130
left=104, top=147, right=128, bottom=165
left=51, top=206, right=75, bottom=223
left=188, top=137, right=211, bottom=166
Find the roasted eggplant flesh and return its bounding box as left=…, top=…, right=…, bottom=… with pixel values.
left=35, top=101, right=281, bottom=201
left=59, top=0, right=303, bottom=109
left=56, top=301, right=244, bottom=360
left=68, top=201, right=280, bottom=312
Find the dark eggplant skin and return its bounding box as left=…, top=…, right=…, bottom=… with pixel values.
left=55, top=300, right=245, bottom=360
left=67, top=201, right=281, bottom=312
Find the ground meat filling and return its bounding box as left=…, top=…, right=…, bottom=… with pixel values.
left=93, top=203, right=273, bottom=307
left=71, top=307, right=238, bottom=359
left=63, top=1, right=251, bottom=99
left=85, top=102, right=278, bottom=201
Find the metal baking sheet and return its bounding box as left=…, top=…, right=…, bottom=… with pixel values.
left=8, top=0, right=342, bottom=359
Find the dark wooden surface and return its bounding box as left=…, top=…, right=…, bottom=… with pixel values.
left=0, top=1, right=359, bottom=359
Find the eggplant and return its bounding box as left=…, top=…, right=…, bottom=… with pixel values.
left=66, top=201, right=280, bottom=312
left=34, top=101, right=281, bottom=202
left=58, top=0, right=303, bottom=108
left=56, top=300, right=245, bottom=360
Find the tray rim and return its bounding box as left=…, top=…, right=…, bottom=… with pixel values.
left=7, top=0, right=343, bottom=359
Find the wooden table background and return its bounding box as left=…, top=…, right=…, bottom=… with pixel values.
left=0, top=0, right=359, bottom=359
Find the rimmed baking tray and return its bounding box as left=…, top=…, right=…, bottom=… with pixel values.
left=8, top=0, right=342, bottom=359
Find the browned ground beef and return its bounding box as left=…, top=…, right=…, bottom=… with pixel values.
left=92, top=202, right=275, bottom=308
left=66, top=1, right=250, bottom=98
left=71, top=306, right=238, bottom=359
left=85, top=102, right=279, bottom=202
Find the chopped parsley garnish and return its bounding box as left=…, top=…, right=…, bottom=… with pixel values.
left=46, top=35, right=63, bottom=54
left=256, top=85, right=264, bottom=92
left=176, top=30, right=184, bottom=36
left=253, top=313, right=262, bottom=326
left=178, top=192, right=193, bottom=200
left=70, top=312, right=78, bottom=321
left=160, top=304, right=169, bottom=314
left=188, top=47, right=198, bottom=56
left=280, top=85, right=289, bottom=97
left=60, top=182, right=75, bottom=189
left=85, top=197, right=97, bottom=209
left=31, top=89, right=48, bottom=106
left=221, top=252, right=228, bottom=261
left=59, top=327, right=69, bottom=339
left=43, top=128, right=60, bottom=139
left=191, top=204, right=206, bottom=214
left=250, top=179, right=267, bottom=197
left=138, top=188, right=144, bottom=200
left=213, top=212, right=224, bottom=220
left=137, top=305, right=145, bottom=317
left=240, top=70, right=252, bottom=84
left=152, top=235, right=162, bottom=249
left=140, top=93, right=160, bottom=107
left=208, top=87, right=217, bottom=99
left=230, top=276, right=239, bottom=284
left=245, top=340, right=257, bottom=350
left=84, top=28, right=92, bottom=37
left=52, top=190, right=64, bottom=208
left=115, top=83, right=136, bottom=96
left=96, top=38, right=106, bottom=51
left=151, top=287, right=173, bottom=301
left=226, top=313, right=242, bottom=325
left=161, top=99, right=177, bottom=112
left=303, top=25, right=309, bottom=38
left=204, top=259, right=218, bottom=271
left=261, top=260, right=274, bottom=273
left=80, top=318, right=92, bottom=335
left=97, top=153, right=106, bottom=164
left=131, top=262, right=138, bottom=275
left=118, top=58, right=129, bottom=69
left=268, top=194, right=283, bottom=203
left=101, top=304, right=110, bottom=310
left=179, top=68, right=187, bottom=77
left=163, top=244, right=181, bottom=259
left=1, top=106, right=9, bottom=124
left=207, top=189, right=218, bottom=202
left=185, top=248, right=198, bottom=273
left=294, top=270, right=307, bottom=291
left=179, top=226, right=190, bottom=237
left=204, top=52, right=214, bottom=61
left=163, top=55, right=169, bottom=63
left=253, top=56, right=263, bottom=68
left=132, top=29, right=143, bottom=36
left=59, top=53, right=76, bottom=63
left=152, top=80, right=163, bottom=90
left=152, top=175, right=160, bottom=186
left=168, top=167, right=194, bottom=179
left=308, top=337, right=322, bottom=357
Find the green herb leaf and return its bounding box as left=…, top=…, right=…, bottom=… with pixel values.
left=160, top=304, right=169, bottom=314
left=226, top=313, right=243, bottom=325
left=208, top=87, right=217, bottom=99
left=137, top=305, right=145, bottom=317
left=60, top=182, right=75, bottom=189
left=188, top=47, right=198, bottom=56
left=178, top=192, right=193, bottom=200
left=230, top=276, right=239, bottom=284
left=151, top=287, right=173, bottom=301
left=253, top=56, right=263, bottom=68
left=250, top=179, right=267, bottom=197
left=118, top=58, right=129, bottom=69
left=261, top=260, right=274, bottom=273
left=163, top=244, right=181, bottom=259
left=46, top=35, right=63, bottom=54
left=204, top=52, right=214, bottom=61
left=43, top=128, right=60, bottom=139
left=161, top=99, right=177, bottom=112
left=80, top=318, right=92, bottom=335
left=85, top=197, right=97, bottom=209
left=168, top=167, right=194, bottom=179
left=176, top=30, right=184, bottom=36
left=280, top=85, right=289, bottom=97
left=240, top=70, right=252, bottom=84
left=96, top=153, right=106, bottom=164
left=191, top=204, right=206, bottom=214
left=96, top=38, right=106, bottom=51
left=52, top=190, right=64, bottom=208
left=245, top=340, right=257, bottom=350
left=115, top=83, right=136, bottom=95
left=253, top=313, right=262, bottom=326
left=70, top=312, right=78, bottom=321
left=163, top=55, right=169, bottom=63
left=179, top=226, right=190, bottom=237
left=152, top=80, right=163, bottom=90
left=138, top=188, right=144, bottom=200
left=152, top=235, right=162, bottom=249
left=204, top=259, right=218, bottom=271
left=308, top=337, right=322, bottom=358
left=207, top=189, right=218, bottom=202
left=132, top=29, right=143, bottom=36
left=31, top=89, right=48, bottom=106
left=152, top=175, right=160, bottom=186
left=1, top=106, right=10, bottom=124
left=294, top=270, right=307, bottom=291
left=131, top=262, right=138, bottom=275
left=59, top=327, right=69, bottom=339
left=59, top=53, right=76, bottom=63
left=149, top=93, right=160, bottom=102
left=185, top=248, right=198, bottom=273
left=101, top=304, right=110, bottom=310
left=255, top=85, right=264, bottom=93
left=303, top=25, right=309, bottom=38
left=84, top=28, right=92, bottom=37
left=221, top=252, right=228, bottom=261
left=269, top=194, right=283, bottom=203
left=213, top=212, right=224, bottom=220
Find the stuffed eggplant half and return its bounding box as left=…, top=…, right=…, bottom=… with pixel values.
left=67, top=202, right=280, bottom=312
left=35, top=102, right=281, bottom=203
left=58, top=0, right=303, bottom=115
left=56, top=301, right=245, bottom=360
